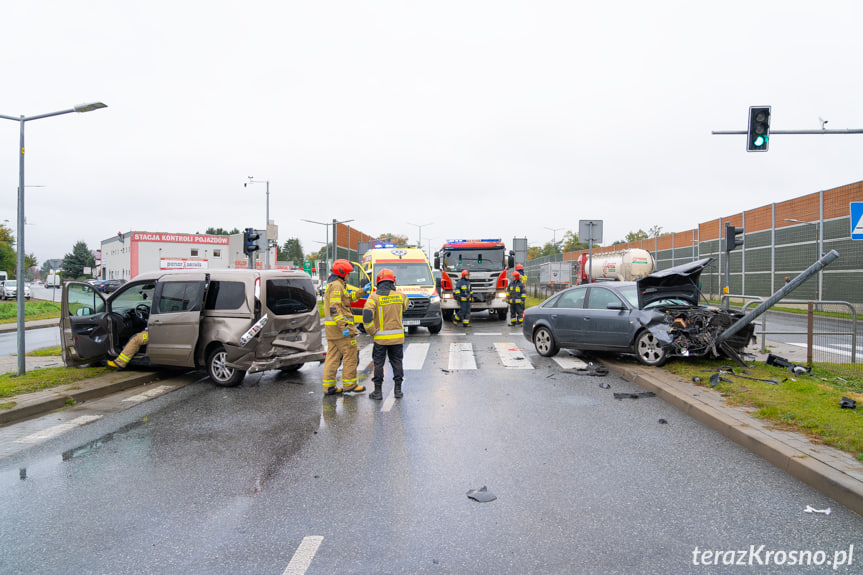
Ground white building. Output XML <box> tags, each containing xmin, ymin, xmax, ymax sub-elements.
<box><xmin>100</xmin><ymin>231</ymin><xmax>275</xmax><ymax>280</ymax></box>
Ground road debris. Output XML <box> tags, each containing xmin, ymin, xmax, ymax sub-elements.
<box><xmin>613</xmin><ymin>392</ymin><xmax>656</xmax><ymax>400</ymax></box>
<box><xmin>658</xmin><ymin>418</ymin><xmax>668</xmax><ymax>424</ymax></box>
<box><xmin>804</xmin><ymin>505</ymin><xmax>832</xmax><ymax>515</ymax></box>
<box><xmin>766</xmin><ymin>353</ymin><xmax>810</xmax><ymax>376</ymax></box>
<box><xmin>840</xmin><ymin>397</ymin><xmax>857</xmax><ymax>409</ymax></box>
<box><xmin>466</xmin><ymin>486</ymin><xmax>497</xmax><ymax>503</ymax></box>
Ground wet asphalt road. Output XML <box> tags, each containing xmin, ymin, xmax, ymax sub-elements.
<box><xmin>1</xmin><ymin>316</ymin><xmax>861</xmax><ymax>574</ymax></box>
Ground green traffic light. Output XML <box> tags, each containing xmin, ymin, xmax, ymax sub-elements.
<box><xmin>753</xmin><ymin>134</ymin><xmax>768</xmax><ymax>147</ymax></box>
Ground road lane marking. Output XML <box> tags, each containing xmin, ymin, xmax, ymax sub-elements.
<box><xmin>15</xmin><ymin>415</ymin><xmax>102</xmax><ymax>444</ymax></box>
<box><xmin>122</xmin><ymin>385</ymin><xmax>175</xmax><ymax>403</ymax></box>
<box><xmin>404</xmin><ymin>343</ymin><xmax>429</xmax><ymax>370</ymax></box>
<box><xmin>283</xmin><ymin>535</ymin><xmax>323</xmax><ymax>575</ymax></box>
<box><xmin>381</xmin><ymin>393</ymin><xmax>396</xmax><ymax>412</ymax></box>
<box><xmin>494</xmin><ymin>342</ymin><xmax>533</xmax><ymax>369</ymax></box>
<box><xmin>448</xmin><ymin>342</ymin><xmax>476</xmax><ymax>370</ymax></box>
<box><xmin>358</xmin><ymin>344</ymin><xmax>374</xmax><ymax>371</ymax></box>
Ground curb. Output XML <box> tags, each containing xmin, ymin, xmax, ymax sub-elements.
<box><xmin>0</xmin><ymin>371</ymin><xmax>161</xmax><ymax>427</ymax></box>
<box><xmin>604</xmin><ymin>359</ymin><xmax>863</xmax><ymax>518</ymax></box>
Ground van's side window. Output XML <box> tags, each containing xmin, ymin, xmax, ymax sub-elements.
<box><xmin>266</xmin><ymin>279</ymin><xmax>316</xmax><ymax>315</ymax></box>
<box><xmin>154</xmin><ymin>282</ymin><xmax>204</xmax><ymax>314</ymax></box>
<box><xmin>204</xmin><ymin>281</ymin><xmax>246</xmax><ymax>310</ymax></box>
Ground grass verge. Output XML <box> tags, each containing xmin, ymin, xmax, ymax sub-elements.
<box><xmin>0</xmin><ymin>300</ymin><xmax>61</xmax><ymax>324</ymax></box>
<box><xmin>664</xmin><ymin>358</ymin><xmax>863</xmax><ymax>460</ymax></box>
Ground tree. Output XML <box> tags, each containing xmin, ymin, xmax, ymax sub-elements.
<box><xmin>376</xmin><ymin>233</ymin><xmax>409</xmax><ymax>246</ymax></box>
<box><xmin>648</xmin><ymin>225</ymin><xmax>663</xmax><ymax>238</ymax></box>
<box><xmin>203</xmin><ymin>227</ymin><xmax>239</xmax><ymax>236</ymax></box>
<box><xmin>61</xmin><ymin>241</ymin><xmax>96</xmax><ymax>280</ymax></box>
<box><xmin>561</xmin><ymin>230</ymin><xmax>590</xmax><ymax>252</ymax></box>
<box><xmin>0</xmin><ymin>221</ymin><xmax>15</xmax><ymax>278</ymax></box>
<box><xmin>280</xmin><ymin>238</ymin><xmax>304</xmax><ymax>264</ymax></box>
<box><xmin>526</xmin><ymin>246</ymin><xmax>542</xmax><ymax>260</ymax></box>
<box><xmin>624</xmin><ymin>229</ymin><xmax>649</xmax><ymax>243</ymax></box>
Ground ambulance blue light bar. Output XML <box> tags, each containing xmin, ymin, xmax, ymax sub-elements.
<box><xmin>445</xmin><ymin>238</ymin><xmax>501</xmax><ymax>243</ymax></box>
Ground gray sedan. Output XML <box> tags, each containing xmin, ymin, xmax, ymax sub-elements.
<box><xmin>522</xmin><ymin>258</ymin><xmax>754</xmax><ymax>366</ymax></box>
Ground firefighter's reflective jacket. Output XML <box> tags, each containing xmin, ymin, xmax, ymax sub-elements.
<box><xmin>454</xmin><ymin>277</ymin><xmax>472</xmax><ymax>302</ymax></box>
<box><xmin>324</xmin><ymin>275</ymin><xmax>360</xmax><ymax>340</ymax></box>
<box><xmin>362</xmin><ymin>281</ymin><xmax>410</xmax><ymax>345</ymax></box>
<box><xmin>507</xmin><ymin>278</ymin><xmax>525</xmax><ymax>304</ymax></box>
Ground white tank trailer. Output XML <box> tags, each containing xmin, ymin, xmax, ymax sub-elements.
<box><xmin>576</xmin><ymin>248</ymin><xmax>655</xmax><ymax>283</ymax></box>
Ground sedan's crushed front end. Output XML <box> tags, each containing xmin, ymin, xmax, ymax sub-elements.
<box><xmin>646</xmin><ymin>305</ymin><xmax>756</xmax><ymax>363</ymax></box>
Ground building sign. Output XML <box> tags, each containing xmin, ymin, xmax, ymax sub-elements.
<box><xmin>161</xmin><ymin>258</ymin><xmax>209</xmax><ymax>270</ymax></box>
<box><xmin>134</xmin><ymin>233</ymin><xmax>229</xmax><ymax>245</ymax></box>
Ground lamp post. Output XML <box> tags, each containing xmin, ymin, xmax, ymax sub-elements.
<box><xmin>544</xmin><ymin>226</ymin><xmax>564</xmax><ymax>253</ymax></box>
<box><xmin>245</xmin><ymin>177</ymin><xmax>270</xmax><ymax>268</ymax></box>
<box><xmin>1</xmin><ymin>102</ymin><xmax>107</xmax><ymax>376</ymax></box>
<box><xmin>407</xmin><ymin>221</ymin><xmax>433</xmax><ymax>249</ymax></box>
<box><xmin>302</xmin><ymin>218</ymin><xmax>354</xmax><ymax>276</ymax></box>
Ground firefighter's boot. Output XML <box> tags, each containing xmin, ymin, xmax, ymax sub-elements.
<box><xmin>342</xmin><ymin>383</ymin><xmax>366</xmax><ymax>394</ymax></box>
<box><xmin>369</xmin><ymin>382</ymin><xmax>383</xmax><ymax>400</ymax></box>
<box><xmin>394</xmin><ymin>380</ymin><xmax>403</xmax><ymax>399</ymax></box>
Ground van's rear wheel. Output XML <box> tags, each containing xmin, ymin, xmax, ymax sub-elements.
<box><xmin>207</xmin><ymin>345</ymin><xmax>245</xmax><ymax>387</ymax></box>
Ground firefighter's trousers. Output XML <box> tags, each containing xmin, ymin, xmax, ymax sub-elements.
<box><xmin>322</xmin><ymin>336</ymin><xmax>359</xmax><ymax>390</ymax></box>
<box><xmin>458</xmin><ymin>300</ymin><xmax>471</xmax><ymax>326</ymax></box>
<box><xmin>509</xmin><ymin>302</ymin><xmax>524</xmax><ymax>325</ymax></box>
<box><xmin>113</xmin><ymin>331</ymin><xmax>148</xmax><ymax>368</ymax></box>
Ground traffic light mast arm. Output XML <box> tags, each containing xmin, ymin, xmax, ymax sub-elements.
<box><xmin>712</xmin><ymin>128</ymin><xmax>863</xmax><ymax>134</ymax></box>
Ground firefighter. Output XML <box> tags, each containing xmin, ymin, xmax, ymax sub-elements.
<box><xmin>322</xmin><ymin>259</ymin><xmax>369</xmax><ymax>395</ymax></box>
<box><xmin>362</xmin><ymin>268</ymin><xmax>410</xmax><ymax>400</ymax></box>
<box><xmin>516</xmin><ymin>263</ymin><xmax>526</xmax><ymax>283</ymax></box>
<box><xmin>507</xmin><ymin>271</ymin><xmax>526</xmax><ymax>326</ymax></box>
<box><xmin>107</xmin><ymin>330</ymin><xmax>148</xmax><ymax>369</ymax></box>
<box><xmin>453</xmin><ymin>269</ymin><xmax>472</xmax><ymax>328</ymax></box>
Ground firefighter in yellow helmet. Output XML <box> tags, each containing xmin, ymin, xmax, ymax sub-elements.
<box><xmin>322</xmin><ymin>259</ymin><xmax>369</xmax><ymax>395</ymax></box>
<box><xmin>362</xmin><ymin>268</ymin><xmax>410</xmax><ymax>400</ymax></box>
<box><xmin>453</xmin><ymin>269</ymin><xmax>472</xmax><ymax>327</ymax></box>
<box><xmin>507</xmin><ymin>270</ymin><xmax>526</xmax><ymax>326</ymax></box>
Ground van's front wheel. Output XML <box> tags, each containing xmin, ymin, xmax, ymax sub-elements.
<box><xmin>207</xmin><ymin>345</ymin><xmax>246</xmax><ymax>387</ymax></box>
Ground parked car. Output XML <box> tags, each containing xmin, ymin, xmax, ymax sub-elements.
<box><xmin>60</xmin><ymin>269</ymin><xmax>325</xmax><ymax>386</ymax></box>
<box><xmin>1</xmin><ymin>280</ymin><xmax>31</xmax><ymax>300</ymax></box>
<box><xmin>522</xmin><ymin>258</ymin><xmax>755</xmax><ymax>366</ymax></box>
<box><xmin>99</xmin><ymin>279</ymin><xmax>127</xmax><ymax>293</ymax></box>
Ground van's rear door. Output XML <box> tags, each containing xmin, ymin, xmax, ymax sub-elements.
<box><xmin>146</xmin><ymin>275</ymin><xmax>206</xmax><ymax>367</ymax></box>
<box><xmin>60</xmin><ymin>282</ymin><xmax>110</xmax><ymax>367</ymax></box>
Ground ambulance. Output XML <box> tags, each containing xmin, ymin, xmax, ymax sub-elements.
<box><xmin>347</xmin><ymin>244</ymin><xmax>443</xmax><ymax>334</ymax></box>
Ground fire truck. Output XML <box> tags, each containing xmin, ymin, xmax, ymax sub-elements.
<box><xmin>434</xmin><ymin>239</ymin><xmax>514</xmax><ymax>321</ymax></box>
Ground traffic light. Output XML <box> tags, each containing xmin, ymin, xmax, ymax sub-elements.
<box><xmin>725</xmin><ymin>222</ymin><xmax>744</xmax><ymax>252</ymax></box>
<box><xmin>747</xmin><ymin>106</ymin><xmax>771</xmax><ymax>152</ymax></box>
<box><xmin>243</xmin><ymin>228</ymin><xmax>261</xmax><ymax>255</ymax></box>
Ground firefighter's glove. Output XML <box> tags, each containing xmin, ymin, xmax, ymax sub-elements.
<box><xmin>364</xmin><ymin>284</ymin><xmax>372</xmax><ymax>294</ymax></box>
<box><xmin>342</xmin><ymin>328</ymin><xmax>350</xmax><ymax>337</ymax></box>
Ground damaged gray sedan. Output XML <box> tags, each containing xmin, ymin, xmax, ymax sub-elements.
<box><xmin>522</xmin><ymin>258</ymin><xmax>755</xmax><ymax>366</ymax></box>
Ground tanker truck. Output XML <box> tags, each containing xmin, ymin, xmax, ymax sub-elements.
<box><xmin>575</xmin><ymin>248</ymin><xmax>655</xmax><ymax>284</ymax></box>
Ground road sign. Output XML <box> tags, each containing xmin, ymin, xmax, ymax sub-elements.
<box><xmin>303</xmin><ymin>261</ymin><xmax>312</xmax><ymax>274</ymax></box>
<box><xmin>852</xmin><ymin>202</ymin><xmax>863</xmax><ymax>240</ymax></box>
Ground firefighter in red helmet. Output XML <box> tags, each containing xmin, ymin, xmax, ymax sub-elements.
<box><xmin>362</xmin><ymin>268</ymin><xmax>410</xmax><ymax>399</ymax></box>
<box><xmin>322</xmin><ymin>259</ymin><xmax>369</xmax><ymax>395</ymax></box>
<box><xmin>507</xmin><ymin>270</ymin><xmax>526</xmax><ymax>326</ymax></box>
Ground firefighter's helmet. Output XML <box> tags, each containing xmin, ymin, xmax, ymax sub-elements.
<box><xmin>376</xmin><ymin>268</ymin><xmax>396</xmax><ymax>284</ymax></box>
<box><xmin>331</xmin><ymin>259</ymin><xmax>353</xmax><ymax>278</ymax></box>
<box><xmin>516</xmin><ymin>264</ymin><xmax>525</xmax><ymax>273</ymax></box>
<box><xmin>512</xmin><ymin>271</ymin><xmax>521</xmax><ymax>281</ymax></box>
<box><xmin>461</xmin><ymin>270</ymin><xmax>470</xmax><ymax>278</ymax></box>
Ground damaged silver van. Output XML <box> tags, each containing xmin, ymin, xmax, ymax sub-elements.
<box><xmin>60</xmin><ymin>269</ymin><xmax>325</xmax><ymax>386</ymax></box>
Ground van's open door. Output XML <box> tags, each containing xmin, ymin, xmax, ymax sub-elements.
<box><xmin>347</xmin><ymin>262</ymin><xmax>371</xmax><ymax>325</ymax></box>
<box><xmin>60</xmin><ymin>282</ymin><xmax>110</xmax><ymax>367</ymax></box>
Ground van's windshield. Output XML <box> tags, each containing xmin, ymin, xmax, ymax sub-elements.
<box><xmin>373</xmin><ymin>263</ymin><xmax>433</xmax><ymax>286</ymax></box>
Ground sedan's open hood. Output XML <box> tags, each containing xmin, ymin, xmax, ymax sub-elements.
<box><xmin>637</xmin><ymin>257</ymin><xmax>713</xmax><ymax>308</ymax></box>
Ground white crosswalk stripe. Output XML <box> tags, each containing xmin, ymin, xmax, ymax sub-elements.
<box><xmin>403</xmin><ymin>343</ymin><xmax>429</xmax><ymax>370</ymax></box>
<box><xmin>494</xmin><ymin>342</ymin><xmax>533</xmax><ymax>369</ymax></box>
<box><xmin>448</xmin><ymin>342</ymin><xmax>477</xmax><ymax>370</ymax></box>
<box><xmin>552</xmin><ymin>356</ymin><xmax>589</xmax><ymax>369</ymax></box>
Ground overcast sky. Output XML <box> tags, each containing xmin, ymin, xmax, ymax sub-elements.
<box><xmin>2</xmin><ymin>1</ymin><xmax>862</xmax><ymax>266</ymax></box>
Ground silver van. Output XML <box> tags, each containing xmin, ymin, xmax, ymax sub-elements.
<box><xmin>60</xmin><ymin>269</ymin><xmax>325</xmax><ymax>386</ymax></box>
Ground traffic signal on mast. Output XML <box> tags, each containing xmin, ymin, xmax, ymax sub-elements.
<box><xmin>725</xmin><ymin>222</ymin><xmax>744</xmax><ymax>252</ymax></box>
<box><xmin>747</xmin><ymin>106</ymin><xmax>771</xmax><ymax>152</ymax></box>
<box><xmin>243</xmin><ymin>228</ymin><xmax>261</xmax><ymax>255</ymax></box>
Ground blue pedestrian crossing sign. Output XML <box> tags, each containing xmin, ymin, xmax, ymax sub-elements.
<box><xmin>852</xmin><ymin>202</ymin><xmax>863</xmax><ymax>240</ymax></box>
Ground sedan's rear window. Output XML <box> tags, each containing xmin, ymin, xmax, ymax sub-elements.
<box><xmin>266</xmin><ymin>278</ymin><xmax>316</xmax><ymax>315</ymax></box>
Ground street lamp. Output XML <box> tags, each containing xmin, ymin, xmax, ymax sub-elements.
<box><xmin>407</xmin><ymin>221</ymin><xmax>433</xmax><ymax>249</ymax></box>
<box><xmin>245</xmin><ymin>177</ymin><xmax>270</xmax><ymax>268</ymax></box>
<box><xmin>302</xmin><ymin>218</ymin><xmax>354</xmax><ymax>276</ymax></box>
<box><xmin>1</xmin><ymin>102</ymin><xmax>107</xmax><ymax>376</ymax></box>
<box><xmin>545</xmin><ymin>226</ymin><xmax>564</xmax><ymax>252</ymax></box>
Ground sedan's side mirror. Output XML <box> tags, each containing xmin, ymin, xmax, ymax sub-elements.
<box><xmin>606</xmin><ymin>302</ymin><xmax>626</xmax><ymax>311</ymax></box>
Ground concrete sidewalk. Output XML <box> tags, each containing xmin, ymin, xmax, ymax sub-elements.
<box><xmin>603</xmin><ymin>340</ymin><xmax>863</xmax><ymax>517</ymax></box>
